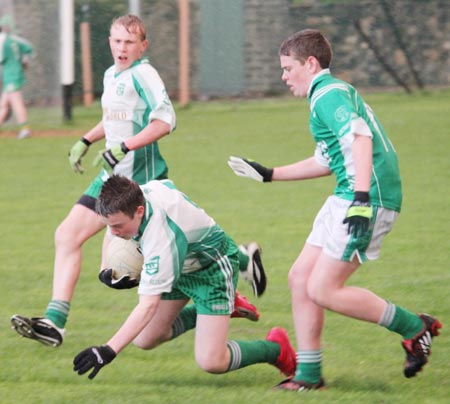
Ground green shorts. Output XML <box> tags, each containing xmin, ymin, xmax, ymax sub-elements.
<box><xmin>76</xmin><ymin>171</ymin><xmax>109</xmax><ymax>211</ymax></box>
<box><xmin>83</xmin><ymin>171</ymin><xmax>109</xmax><ymax>199</ymax></box>
<box><xmin>162</xmin><ymin>238</ymin><xmax>239</xmax><ymax>316</ymax></box>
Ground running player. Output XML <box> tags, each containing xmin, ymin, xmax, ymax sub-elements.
<box><xmin>0</xmin><ymin>16</ymin><xmax>33</xmax><ymax>139</ymax></box>
<box><xmin>228</xmin><ymin>29</ymin><xmax>441</xmax><ymax>391</ymax></box>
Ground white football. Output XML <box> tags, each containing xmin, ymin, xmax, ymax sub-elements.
<box><xmin>106</xmin><ymin>237</ymin><xmax>143</xmax><ymax>281</ymax></box>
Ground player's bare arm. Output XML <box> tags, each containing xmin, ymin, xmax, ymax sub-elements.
<box><xmin>228</xmin><ymin>155</ymin><xmax>331</xmax><ymax>183</ymax></box>
<box><xmin>351</xmin><ymin>134</ymin><xmax>373</xmax><ymax>192</ymax></box>
<box><xmin>83</xmin><ymin>121</ymin><xmax>106</xmax><ymax>143</ymax></box>
<box><xmin>123</xmin><ymin>119</ymin><xmax>171</xmax><ymax>151</ymax></box>
<box><xmin>272</xmin><ymin>157</ymin><xmax>331</xmax><ymax>181</ymax></box>
<box><xmin>107</xmin><ymin>294</ymin><xmax>161</xmax><ymax>354</ymax></box>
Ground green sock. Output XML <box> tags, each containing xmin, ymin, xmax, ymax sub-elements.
<box><xmin>381</xmin><ymin>303</ymin><xmax>423</xmax><ymax>339</ymax></box>
<box><xmin>226</xmin><ymin>340</ymin><xmax>279</xmax><ymax>371</ymax></box>
<box><xmin>238</xmin><ymin>248</ymin><xmax>249</xmax><ymax>272</ymax></box>
<box><xmin>171</xmin><ymin>304</ymin><xmax>197</xmax><ymax>339</ymax></box>
<box><xmin>293</xmin><ymin>350</ymin><xmax>322</xmax><ymax>384</ymax></box>
<box><xmin>45</xmin><ymin>300</ymin><xmax>70</xmax><ymax>329</ymax></box>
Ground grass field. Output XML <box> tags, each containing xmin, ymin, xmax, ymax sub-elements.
<box><xmin>1</xmin><ymin>89</ymin><xmax>449</xmax><ymax>403</ymax></box>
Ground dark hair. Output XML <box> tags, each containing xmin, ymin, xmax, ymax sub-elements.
<box><xmin>279</xmin><ymin>29</ymin><xmax>332</xmax><ymax>69</ymax></box>
<box><xmin>96</xmin><ymin>175</ymin><xmax>145</xmax><ymax>218</ymax></box>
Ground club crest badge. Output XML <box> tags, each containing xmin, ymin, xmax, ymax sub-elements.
<box><xmin>145</xmin><ymin>256</ymin><xmax>160</xmax><ymax>275</ymax></box>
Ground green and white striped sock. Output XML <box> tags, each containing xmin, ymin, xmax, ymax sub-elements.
<box><xmin>45</xmin><ymin>300</ymin><xmax>70</xmax><ymax>329</ymax></box>
<box><xmin>293</xmin><ymin>349</ymin><xmax>323</xmax><ymax>384</ymax></box>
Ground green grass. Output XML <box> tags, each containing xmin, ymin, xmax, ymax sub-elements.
<box><xmin>1</xmin><ymin>89</ymin><xmax>449</xmax><ymax>403</ymax></box>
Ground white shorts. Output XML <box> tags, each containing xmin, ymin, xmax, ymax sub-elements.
<box><xmin>306</xmin><ymin>195</ymin><xmax>399</xmax><ymax>263</ymax></box>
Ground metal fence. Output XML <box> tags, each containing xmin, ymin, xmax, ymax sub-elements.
<box><xmin>2</xmin><ymin>0</ymin><xmax>449</xmax><ymax>108</ymax></box>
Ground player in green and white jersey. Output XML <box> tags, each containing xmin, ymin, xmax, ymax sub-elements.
<box><xmin>228</xmin><ymin>29</ymin><xmax>441</xmax><ymax>391</ymax></box>
<box><xmin>11</xmin><ymin>15</ymin><xmax>264</xmax><ymax>348</ymax></box>
<box><xmin>72</xmin><ymin>175</ymin><xmax>295</xmax><ymax>381</ymax></box>
<box><xmin>0</xmin><ymin>17</ymin><xmax>34</xmax><ymax>139</ymax></box>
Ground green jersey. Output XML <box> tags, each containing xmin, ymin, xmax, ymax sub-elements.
<box><xmin>102</xmin><ymin>58</ymin><xmax>176</xmax><ymax>183</ymax></box>
<box><xmin>0</xmin><ymin>32</ymin><xmax>33</xmax><ymax>91</ymax></box>
<box><xmin>308</xmin><ymin>70</ymin><xmax>402</xmax><ymax>212</ymax></box>
<box><xmin>134</xmin><ymin>180</ymin><xmax>237</xmax><ymax>296</ymax></box>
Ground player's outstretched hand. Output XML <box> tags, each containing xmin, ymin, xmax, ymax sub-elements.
<box><xmin>93</xmin><ymin>142</ymin><xmax>129</xmax><ymax>174</ymax></box>
<box><xmin>73</xmin><ymin>345</ymin><xmax>116</xmax><ymax>379</ymax></box>
<box><xmin>343</xmin><ymin>191</ymin><xmax>373</xmax><ymax>238</ymax></box>
<box><xmin>227</xmin><ymin>156</ymin><xmax>273</xmax><ymax>182</ymax></box>
<box><xmin>68</xmin><ymin>137</ymin><xmax>91</xmax><ymax>174</ymax></box>
<box><xmin>98</xmin><ymin>268</ymin><xmax>139</xmax><ymax>290</ymax></box>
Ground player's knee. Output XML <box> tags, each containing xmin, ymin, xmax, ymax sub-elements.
<box><xmin>195</xmin><ymin>351</ymin><xmax>228</xmax><ymax>374</ymax></box>
<box><xmin>307</xmin><ymin>281</ymin><xmax>331</xmax><ymax>308</ymax></box>
<box><xmin>132</xmin><ymin>336</ymin><xmax>159</xmax><ymax>350</ymax></box>
<box><xmin>54</xmin><ymin>219</ymin><xmax>77</xmax><ymax>246</ymax></box>
<box><xmin>288</xmin><ymin>270</ymin><xmax>301</xmax><ymax>289</ymax></box>
<box><xmin>132</xmin><ymin>339</ymin><xmax>156</xmax><ymax>350</ymax></box>
<box><xmin>54</xmin><ymin>218</ymin><xmax>90</xmax><ymax>249</ymax></box>
<box><xmin>133</xmin><ymin>329</ymin><xmax>171</xmax><ymax>350</ymax></box>
<box><xmin>288</xmin><ymin>269</ymin><xmax>309</xmax><ymax>297</ymax></box>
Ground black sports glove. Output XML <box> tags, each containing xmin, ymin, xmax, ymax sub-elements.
<box><xmin>227</xmin><ymin>156</ymin><xmax>273</xmax><ymax>182</ymax></box>
<box><xmin>98</xmin><ymin>268</ymin><xmax>139</xmax><ymax>290</ymax></box>
<box><xmin>73</xmin><ymin>345</ymin><xmax>116</xmax><ymax>380</ymax></box>
<box><xmin>343</xmin><ymin>191</ymin><xmax>373</xmax><ymax>238</ymax></box>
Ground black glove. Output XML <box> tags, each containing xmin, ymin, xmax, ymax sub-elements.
<box><xmin>343</xmin><ymin>191</ymin><xmax>373</xmax><ymax>238</ymax></box>
<box><xmin>73</xmin><ymin>345</ymin><xmax>116</xmax><ymax>379</ymax></box>
<box><xmin>98</xmin><ymin>268</ymin><xmax>139</xmax><ymax>290</ymax></box>
<box><xmin>227</xmin><ymin>156</ymin><xmax>273</xmax><ymax>182</ymax></box>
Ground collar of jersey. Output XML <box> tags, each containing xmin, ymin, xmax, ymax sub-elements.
<box><xmin>114</xmin><ymin>57</ymin><xmax>150</xmax><ymax>78</ymax></box>
<box><xmin>307</xmin><ymin>68</ymin><xmax>331</xmax><ymax>98</ymax></box>
<box><xmin>134</xmin><ymin>199</ymin><xmax>153</xmax><ymax>241</ymax></box>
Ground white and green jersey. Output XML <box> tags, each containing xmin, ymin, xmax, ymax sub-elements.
<box><xmin>308</xmin><ymin>70</ymin><xmax>402</xmax><ymax>212</ymax></box>
<box><xmin>0</xmin><ymin>32</ymin><xmax>33</xmax><ymax>91</ymax></box>
<box><xmin>134</xmin><ymin>180</ymin><xmax>235</xmax><ymax>296</ymax></box>
<box><xmin>102</xmin><ymin>58</ymin><xmax>176</xmax><ymax>183</ymax></box>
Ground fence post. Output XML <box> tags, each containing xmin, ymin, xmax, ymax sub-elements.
<box><xmin>178</xmin><ymin>0</ymin><xmax>190</xmax><ymax>106</ymax></box>
<box><xmin>60</xmin><ymin>0</ymin><xmax>74</xmax><ymax>120</ymax></box>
